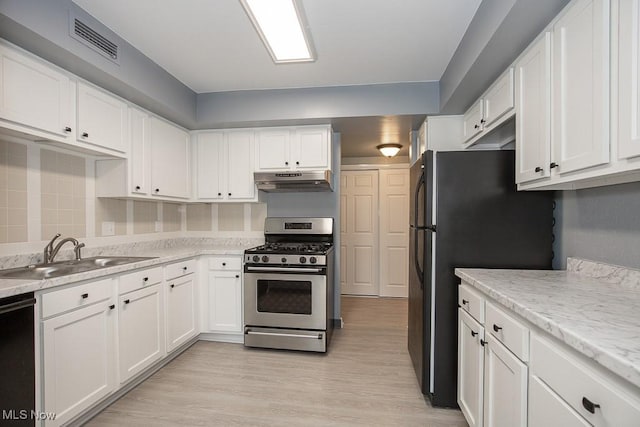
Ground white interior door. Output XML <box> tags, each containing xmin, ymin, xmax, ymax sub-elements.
<box><xmin>379</xmin><ymin>169</ymin><xmax>409</xmax><ymax>297</ymax></box>
<box><xmin>340</xmin><ymin>170</ymin><xmax>379</xmax><ymax>296</ymax></box>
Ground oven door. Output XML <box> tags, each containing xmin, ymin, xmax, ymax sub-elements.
<box><xmin>244</xmin><ymin>269</ymin><xmax>326</xmax><ymax>331</ymax></box>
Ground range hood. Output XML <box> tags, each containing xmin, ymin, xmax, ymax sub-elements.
<box><xmin>254</xmin><ymin>170</ymin><xmax>334</xmax><ymax>192</ymax></box>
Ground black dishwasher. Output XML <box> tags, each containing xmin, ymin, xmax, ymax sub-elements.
<box><xmin>0</xmin><ymin>292</ymin><xmax>36</xmax><ymax>426</ymax></box>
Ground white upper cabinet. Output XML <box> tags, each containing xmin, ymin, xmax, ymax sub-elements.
<box><xmin>463</xmin><ymin>99</ymin><xmax>484</xmax><ymax>142</ymax></box>
<box><xmin>129</xmin><ymin>107</ymin><xmax>150</xmax><ymax>195</ymax></box>
<box><xmin>0</xmin><ymin>42</ymin><xmax>72</xmax><ymax>139</ymax></box>
<box><xmin>515</xmin><ymin>33</ymin><xmax>552</xmax><ymax>184</ymax></box>
<box><xmin>255</xmin><ymin>125</ymin><xmax>331</xmax><ymax>171</ymax></box>
<box><xmin>149</xmin><ymin>117</ymin><xmax>190</xmax><ymax>199</ymax></box>
<box><xmin>483</xmin><ymin>68</ymin><xmax>515</xmax><ymax>128</ymax></box>
<box><xmin>195</xmin><ymin>130</ymin><xmax>257</xmax><ymax>202</ymax></box>
<box><xmin>616</xmin><ymin>0</ymin><xmax>640</xmax><ymax>160</ymax></box>
<box><xmin>552</xmin><ymin>0</ymin><xmax>610</xmax><ymax>174</ymax></box>
<box><xmin>77</xmin><ymin>82</ymin><xmax>127</xmax><ymax>153</ymax></box>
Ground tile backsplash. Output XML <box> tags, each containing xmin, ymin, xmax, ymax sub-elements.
<box><xmin>0</xmin><ymin>137</ymin><xmax>267</xmax><ymax>249</ymax></box>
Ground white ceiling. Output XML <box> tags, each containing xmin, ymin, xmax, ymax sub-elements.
<box><xmin>71</xmin><ymin>0</ymin><xmax>481</xmax><ymax>158</ymax></box>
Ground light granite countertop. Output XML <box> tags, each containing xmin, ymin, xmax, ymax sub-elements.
<box><xmin>455</xmin><ymin>260</ymin><xmax>640</xmax><ymax>390</ymax></box>
<box><xmin>0</xmin><ymin>240</ymin><xmax>258</xmax><ymax>299</ymax></box>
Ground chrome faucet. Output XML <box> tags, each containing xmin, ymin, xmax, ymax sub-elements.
<box><xmin>43</xmin><ymin>234</ymin><xmax>85</xmax><ymax>264</ymax></box>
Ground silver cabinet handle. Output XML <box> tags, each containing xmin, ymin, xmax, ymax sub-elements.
<box><xmin>246</xmin><ymin>266</ymin><xmax>321</xmax><ymax>273</ymax></box>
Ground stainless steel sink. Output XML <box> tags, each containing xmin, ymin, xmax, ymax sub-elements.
<box><xmin>0</xmin><ymin>256</ymin><xmax>156</xmax><ymax>280</ymax></box>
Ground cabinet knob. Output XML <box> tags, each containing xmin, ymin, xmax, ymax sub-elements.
<box><xmin>109</xmin><ymin>304</ymin><xmax>115</xmax><ymax>310</ymax></box>
<box><xmin>155</xmin><ymin>188</ymin><xmax>160</xmax><ymax>193</ymax></box>
<box><xmin>493</xmin><ymin>324</ymin><xmax>503</xmax><ymax>332</ymax></box>
<box><xmin>535</xmin><ymin>166</ymin><xmax>543</xmax><ymax>173</ymax></box>
<box><xmin>170</xmin><ymin>284</ymin><xmax>175</xmax><ymax>289</ymax></box>
<box><xmin>462</xmin><ymin>299</ymin><xmax>469</xmax><ymax>305</ymax></box>
<box><xmin>474</xmin><ymin>124</ymin><xmax>480</xmax><ymax>129</ymax></box>
<box><xmin>550</xmin><ymin>162</ymin><xmax>558</xmax><ymax>169</ymax></box>
<box><xmin>81</xmin><ymin>293</ymin><xmax>89</xmax><ymax>299</ymax></box>
<box><xmin>296</xmin><ymin>161</ymin><xmax>300</xmax><ymax>165</ymax></box>
<box><xmin>471</xmin><ymin>330</ymin><xmax>478</xmax><ymax>337</ymax></box>
<box><xmin>124</xmin><ymin>299</ymin><xmax>130</xmax><ymax>304</ymax></box>
<box><xmin>480</xmin><ymin>339</ymin><xmax>487</xmax><ymax>347</ymax></box>
<box><xmin>222</xmin><ymin>262</ymin><xmax>226</xmax><ymax>266</ymax></box>
<box><xmin>480</xmin><ymin>119</ymin><xmax>486</xmax><ymax>124</ymax></box>
<box><xmin>64</xmin><ymin>126</ymin><xmax>72</xmax><ymax>132</ymax></box>
<box><xmin>582</xmin><ymin>397</ymin><xmax>600</xmax><ymax>414</ymax></box>
<box><xmin>143</xmin><ymin>277</ymin><xmax>148</xmax><ymax>282</ymax></box>
<box><xmin>82</xmin><ymin>132</ymin><xmax>89</xmax><ymax>138</ymax></box>
<box><xmin>217</xmin><ymin>192</ymin><xmax>222</xmax><ymax>196</ymax></box>
<box><xmin>182</xmin><ymin>266</ymin><xmax>188</xmax><ymax>271</ymax></box>
<box><xmin>235</xmin><ymin>274</ymin><xmax>240</xmax><ymax>278</ymax></box>
<box><xmin>228</xmin><ymin>193</ymin><xmax>231</xmax><ymax>196</ymax></box>
<box><xmin>285</xmin><ymin>161</ymin><xmax>289</xmax><ymax>166</ymax></box>
<box><xmin>135</xmin><ymin>185</ymin><xmax>141</xmax><ymax>191</ymax></box>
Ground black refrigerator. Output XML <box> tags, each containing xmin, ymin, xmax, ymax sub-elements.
<box><xmin>408</xmin><ymin>150</ymin><xmax>553</xmax><ymax>408</ymax></box>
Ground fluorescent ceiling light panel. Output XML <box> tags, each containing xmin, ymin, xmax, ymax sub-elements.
<box><xmin>241</xmin><ymin>0</ymin><xmax>315</xmax><ymax>63</ymax></box>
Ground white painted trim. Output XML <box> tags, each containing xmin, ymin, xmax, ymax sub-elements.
<box><xmin>199</xmin><ymin>332</ymin><xmax>244</xmax><ymax>344</ymax></box>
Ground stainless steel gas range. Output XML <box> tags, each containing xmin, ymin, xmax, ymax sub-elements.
<box><xmin>243</xmin><ymin>217</ymin><xmax>334</xmax><ymax>353</ymax></box>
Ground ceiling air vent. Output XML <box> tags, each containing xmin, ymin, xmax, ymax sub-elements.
<box><xmin>71</xmin><ymin>17</ymin><xmax>119</xmax><ymax>64</ymax></box>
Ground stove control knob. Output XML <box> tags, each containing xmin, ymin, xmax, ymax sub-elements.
<box><xmin>310</xmin><ymin>257</ymin><xmax>317</xmax><ymax>264</ymax></box>
<box><xmin>299</xmin><ymin>256</ymin><xmax>307</xmax><ymax>264</ymax></box>
<box><xmin>281</xmin><ymin>257</ymin><xmax>287</xmax><ymax>263</ymax></box>
<box><xmin>252</xmin><ymin>255</ymin><xmax>260</xmax><ymax>262</ymax></box>
<box><xmin>262</xmin><ymin>256</ymin><xmax>269</xmax><ymax>263</ymax></box>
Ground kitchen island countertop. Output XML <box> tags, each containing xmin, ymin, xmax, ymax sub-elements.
<box><xmin>455</xmin><ymin>263</ymin><xmax>640</xmax><ymax>389</ymax></box>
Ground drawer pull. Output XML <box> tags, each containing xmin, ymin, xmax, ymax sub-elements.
<box><xmin>235</xmin><ymin>274</ymin><xmax>240</xmax><ymax>278</ymax></box>
<box><xmin>124</xmin><ymin>299</ymin><xmax>130</xmax><ymax>305</ymax></box>
<box><xmin>170</xmin><ymin>284</ymin><xmax>175</xmax><ymax>289</ymax></box>
<box><xmin>493</xmin><ymin>324</ymin><xmax>503</xmax><ymax>332</ymax></box>
<box><xmin>81</xmin><ymin>293</ymin><xmax>89</xmax><ymax>299</ymax></box>
<box><xmin>480</xmin><ymin>339</ymin><xmax>487</xmax><ymax>347</ymax></box>
<box><xmin>471</xmin><ymin>330</ymin><xmax>478</xmax><ymax>337</ymax></box>
<box><xmin>582</xmin><ymin>397</ymin><xmax>600</xmax><ymax>414</ymax></box>
<box><xmin>143</xmin><ymin>277</ymin><xmax>149</xmax><ymax>282</ymax></box>
<box><xmin>462</xmin><ymin>299</ymin><xmax>469</xmax><ymax>305</ymax></box>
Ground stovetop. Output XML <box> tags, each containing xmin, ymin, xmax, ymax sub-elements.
<box><xmin>245</xmin><ymin>242</ymin><xmax>332</xmax><ymax>255</ymax></box>
<box><xmin>244</xmin><ymin>242</ymin><xmax>333</xmax><ymax>266</ymax></box>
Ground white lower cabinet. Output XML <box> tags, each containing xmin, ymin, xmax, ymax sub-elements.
<box><xmin>458</xmin><ymin>309</ymin><xmax>485</xmax><ymax>427</ymax></box>
<box><xmin>118</xmin><ymin>284</ymin><xmax>165</xmax><ymax>384</ymax></box>
<box><xmin>41</xmin><ymin>285</ymin><xmax>117</xmax><ymax>427</ymax></box>
<box><xmin>529</xmin><ymin>375</ymin><xmax>590</xmax><ymax>427</ymax></box>
<box><xmin>201</xmin><ymin>255</ymin><xmax>243</xmax><ymax>340</ymax></box>
<box><xmin>483</xmin><ymin>338</ymin><xmax>528</xmax><ymax>427</ymax></box>
<box><xmin>165</xmin><ymin>261</ymin><xmax>198</xmax><ymax>352</ymax></box>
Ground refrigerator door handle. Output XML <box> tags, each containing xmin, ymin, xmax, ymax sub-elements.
<box><xmin>414</xmin><ymin>228</ymin><xmax>423</xmax><ymax>288</ymax></box>
<box><xmin>414</xmin><ymin>172</ymin><xmax>425</xmax><ymax>228</ymax></box>
<box><xmin>413</xmin><ymin>170</ymin><xmax>426</xmax><ymax>289</ymax></box>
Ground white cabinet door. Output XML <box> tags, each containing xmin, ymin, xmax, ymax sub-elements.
<box><xmin>483</xmin><ymin>68</ymin><xmax>515</xmax><ymax>128</ymax></box>
<box><xmin>256</xmin><ymin>128</ymin><xmax>290</xmax><ymax>170</ymax></box>
<box><xmin>118</xmin><ymin>284</ymin><xmax>165</xmax><ymax>384</ymax></box>
<box><xmin>196</xmin><ymin>131</ymin><xmax>225</xmax><ymax>200</ymax></box>
<box><xmin>129</xmin><ymin>107</ymin><xmax>150</xmax><ymax>195</ymax></box>
<box><xmin>483</xmin><ymin>339</ymin><xmax>527</xmax><ymax>427</ymax></box>
<box><xmin>293</xmin><ymin>126</ymin><xmax>331</xmax><ymax>169</ymax></box>
<box><xmin>149</xmin><ymin>117</ymin><xmax>190</xmax><ymax>199</ymax></box>
<box><xmin>463</xmin><ymin>99</ymin><xmax>484</xmax><ymax>142</ymax></box>
<box><xmin>77</xmin><ymin>82</ymin><xmax>127</xmax><ymax>153</ymax></box>
<box><xmin>208</xmin><ymin>270</ymin><xmax>242</xmax><ymax>332</ymax></box>
<box><xmin>529</xmin><ymin>375</ymin><xmax>590</xmax><ymax>427</ymax></box>
<box><xmin>226</xmin><ymin>130</ymin><xmax>256</xmax><ymax>199</ymax></box>
<box><xmin>0</xmin><ymin>43</ymin><xmax>71</xmax><ymax>138</ymax></box>
<box><xmin>458</xmin><ymin>309</ymin><xmax>485</xmax><ymax>427</ymax></box>
<box><xmin>43</xmin><ymin>301</ymin><xmax>116</xmax><ymax>427</ymax></box>
<box><xmin>166</xmin><ymin>275</ymin><xmax>197</xmax><ymax>352</ymax></box>
<box><xmin>552</xmin><ymin>0</ymin><xmax>610</xmax><ymax>174</ymax></box>
<box><xmin>617</xmin><ymin>0</ymin><xmax>640</xmax><ymax>159</ymax></box>
<box><xmin>516</xmin><ymin>33</ymin><xmax>552</xmax><ymax>184</ymax></box>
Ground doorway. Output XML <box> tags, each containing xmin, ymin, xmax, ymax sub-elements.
<box><xmin>340</xmin><ymin>167</ymin><xmax>409</xmax><ymax>297</ymax></box>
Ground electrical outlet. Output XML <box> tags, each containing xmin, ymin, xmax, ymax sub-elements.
<box><xmin>101</xmin><ymin>221</ymin><xmax>115</xmax><ymax>236</ymax></box>
<box><xmin>154</xmin><ymin>221</ymin><xmax>162</xmax><ymax>232</ymax></box>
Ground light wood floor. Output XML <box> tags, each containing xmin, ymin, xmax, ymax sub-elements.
<box><xmin>88</xmin><ymin>297</ymin><xmax>468</xmax><ymax>426</ymax></box>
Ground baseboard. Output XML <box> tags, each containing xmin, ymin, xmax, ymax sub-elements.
<box><xmin>199</xmin><ymin>332</ymin><xmax>244</xmax><ymax>344</ymax></box>
<box><xmin>69</xmin><ymin>337</ymin><xmax>199</xmax><ymax>426</ymax></box>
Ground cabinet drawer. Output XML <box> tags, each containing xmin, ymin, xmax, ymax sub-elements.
<box><xmin>529</xmin><ymin>375</ymin><xmax>590</xmax><ymax>427</ymax></box>
<box><xmin>530</xmin><ymin>334</ymin><xmax>640</xmax><ymax>427</ymax></box>
<box><xmin>41</xmin><ymin>278</ymin><xmax>113</xmax><ymax>318</ymax></box>
<box><xmin>165</xmin><ymin>259</ymin><xmax>196</xmax><ymax>280</ymax></box>
<box><xmin>208</xmin><ymin>256</ymin><xmax>242</xmax><ymax>271</ymax></box>
<box><xmin>119</xmin><ymin>266</ymin><xmax>163</xmax><ymax>295</ymax></box>
<box><xmin>459</xmin><ymin>284</ymin><xmax>485</xmax><ymax>323</ymax></box>
<box><xmin>486</xmin><ymin>301</ymin><xmax>529</xmax><ymax>361</ymax></box>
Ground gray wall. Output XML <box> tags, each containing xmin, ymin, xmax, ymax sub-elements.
<box><xmin>196</xmin><ymin>82</ymin><xmax>439</xmax><ymax>129</ymax></box>
<box><xmin>0</xmin><ymin>0</ymin><xmax>197</xmax><ymax>128</ymax></box>
<box><xmin>264</xmin><ymin>134</ymin><xmax>342</xmax><ymax>321</ymax></box>
<box><xmin>553</xmin><ymin>182</ymin><xmax>640</xmax><ymax>270</ymax></box>
<box><xmin>440</xmin><ymin>0</ymin><xmax>570</xmax><ymax>113</ymax></box>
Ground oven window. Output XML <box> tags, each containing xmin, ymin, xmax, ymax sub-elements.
<box><xmin>257</xmin><ymin>279</ymin><xmax>312</xmax><ymax>315</ymax></box>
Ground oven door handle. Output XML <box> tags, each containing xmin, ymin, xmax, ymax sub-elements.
<box><xmin>245</xmin><ymin>329</ymin><xmax>323</xmax><ymax>340</ymax></box>
<box><xmin>246</xmin><ymin>266</ymin><xmax>323</xmax><ymax>273</ymax></box>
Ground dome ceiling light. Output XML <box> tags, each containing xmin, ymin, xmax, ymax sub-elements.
<box><xmin>377</xmin><ymin>143</ymin><xmax>403</xmax><ymax>157</ymax></box>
